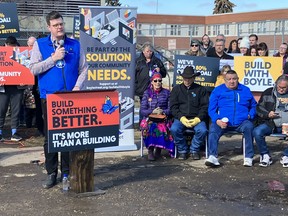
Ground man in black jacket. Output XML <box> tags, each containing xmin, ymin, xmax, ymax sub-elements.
<box><xmin>253</xmin><ymin>75</ymin><xmax>288</xmax><ymax>167</ymax></box>
<box><xmin>170</xmin><ymin>66</ymin><xmax>209</xmax><ymax>160</ymax></box>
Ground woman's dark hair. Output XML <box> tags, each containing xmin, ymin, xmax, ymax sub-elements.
<box><xmin>257</xmin><ymin>42</ymin><xmax>269</xmax><ymax>56</ymax></box>
<box><xmin>228</xmin><ymin>39</ymin><xmax>239</xmax><ymax>53</ymax></box>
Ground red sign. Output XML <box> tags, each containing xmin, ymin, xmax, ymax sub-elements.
<box><xmin>0</xmin><ymin>46</ymin><xmax>34</xmax><ymax>85</ymax></box>
<box><xmin>47</xmin><ymin>90</ymin><xmax>120</xmax><ymax>152</ymax></box>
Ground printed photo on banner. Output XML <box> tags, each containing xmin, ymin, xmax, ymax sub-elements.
<box><xmin>234</xmin><ymin>56</ymin><xmax>282</xmax><ymax>92</ymax></box>
<box><xmin>46</xmin><ymin>90</ymin><xmax>119</xmax><ymax>153</ymax></box>
<box><xmin>0</xmin><ymin>46</ymin><xmax>34</xmax><ymax>85</ymax></box>
<box><xmin>174</xmin><ymin>55</ymin><xmax>220</xmax><ymax>91</ymax></box>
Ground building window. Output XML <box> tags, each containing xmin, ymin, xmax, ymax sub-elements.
<box><xmin>138</xmin><ymin>24</ymin><xmax>142</xmax><ymax>35</ymax></box>
<box><xmin>257</xmin><ymin>21</ymin><xmax>266</xmax><ymax>33</ymax></box>
<box><xmin>149</xmin><ymin>24</ymin><xmax>156</xmax><ymax>35</ymax></box>
<box><xmin>191</xmin><ymin>26</ymin><xmax>199</xmax><ymax>36</ymax></box>
<box><xmin>248</xmin><ymin>23</ymin><xmax>254</xmax><ymax>34</ymax></box>
<box><xmin>275</xmin><ymin>20</ymin><xmax>283</xmax><ymax>33</ymax></box>
<box><xmin>170</xmin><ymin>24</ymin><xmax>181</xmax><ymax>36</ymax></box>
<box><xmin>224</xmin><ymin>24</ymin><xmax>229</xmax><ymax>35</ymax></box>
<box><xmin>207</xmin><ymin>26</ymin><xmax>211</xmax><ymax>35</ymax></box>
<box><xmin>212</xmin><ymin>25</ymin><xmax>220</xmax><ymax>36</ymax></box>
<box><xmin>238</xmin><ymin>23</ymin><xmax>242</xmax><ymax>35</ymax></box>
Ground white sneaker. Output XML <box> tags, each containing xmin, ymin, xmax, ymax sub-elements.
<box><xmin>205</xmin><ymin>155</ymin><xmax>220</xmax><ymax>167</ymax></box>
<box><xmin>259</xmin><ymin>154</ymin><xmax>272</xmax><ymax>167</ymax></box>
<box><xmin>243</xmin><ymin>158</ymin><xmax>253</xmax><ymax>167</ymax></box>
<box><xmin>280</xmin><ymin>156</ymin><xmax>288</xmax><ymax>168</ymax></box>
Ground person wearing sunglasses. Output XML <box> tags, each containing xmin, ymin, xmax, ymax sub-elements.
<box><xmin>253</xmin><ymin>75</ymin><xmax>288</xmax><ymax>168</ymax></box>
<box><xmin>170</xmin><ymin>66</ymin><xmax>209</xmax><ymax>160</ymax></box>
<box><xmin>140</xmin><ymin>72</ymin><xmax>174</xmax><ymax>161</ymax></box>
<box><xmin>185</xmin><ymin>39</ymin><xmax>205</xmax><ymax>56</ymax></box>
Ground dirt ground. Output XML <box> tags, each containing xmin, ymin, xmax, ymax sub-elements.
<box><xmin>1</xmin><ymin>126</ymin><xmax>288</xmax><ymax>216</ymax></box>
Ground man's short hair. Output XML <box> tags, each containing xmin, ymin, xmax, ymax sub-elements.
<box><xmin>226</xmin><ymin>70</ymin><xmax>237</xmax><ymax>75</ymax></box>
<box><xmin>46</xmin><ymin>11</ymin><xmax>63</xmax><ymax>25</ymax></box>
<box><xmin>215</xmin><ymin>39</ymin><xmax>225</xmax><ymax>44</ymax></box>
<box><xmin>249</xmin><ymin>34</ymin><xmax>258</xmax><ymax>41</ymax></box>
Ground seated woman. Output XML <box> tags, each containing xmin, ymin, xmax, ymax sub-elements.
<box><xmin>140</xmin><ymin>72</ymin><xmax>175</xmax><ymax>161</ymax></box>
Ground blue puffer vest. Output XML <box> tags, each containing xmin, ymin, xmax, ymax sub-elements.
<box><xmin>37</xmin><ymin>35</ymin><xmax>80</xmax><ymax>98</ymax></box>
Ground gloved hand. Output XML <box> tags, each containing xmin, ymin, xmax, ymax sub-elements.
<box><xmin>180</xmin><ymin>116</ymin><xmax>191</xmax><ymax>127</ymax></box>
<box><xmin>188</xmin><ymin>117</ymin><xmax>201</xmax><ymax>127</ymax></box>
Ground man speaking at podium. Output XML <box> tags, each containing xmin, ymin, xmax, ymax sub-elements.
<box><xmin>30</xmin><ymin>11</ymin><xmax>88</xmax><ymax>189</ymax></box>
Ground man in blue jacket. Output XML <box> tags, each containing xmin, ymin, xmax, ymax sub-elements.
<box><xmin>206</xmin><ymin>70</ymin><xmax>257</xmax><ymax>167</ymax></box>
<box><xmin>29</xmin><ymin>11</ymin><xmax>88</xmax><ymax>189</ymax></box>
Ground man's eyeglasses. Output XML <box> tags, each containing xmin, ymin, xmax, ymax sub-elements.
<box><xmin>153</xmin><ymin>79</ymin><xmax>162</xmax><ymax>83</ymax></box>
<box><xmin>51</xmin><ymin>22</ymin><xmax>65</xmax><ymax>28</ymax></box>
<box><xmin>277</xmin><ymin>85</ymin><xmax>288</xmax><ymax>90</ymax></box>
<box><xmin>191</xmin><ymin>44</ymin><xmax>199</xmax><ymax>47</ymax></box>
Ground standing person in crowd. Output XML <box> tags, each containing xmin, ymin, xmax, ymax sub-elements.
<box><xmin>185</xmin><ymin>39</ymin><xmax>205</xmax><ymax>56</ymax></box>
<box><xmin>257</xmin><ymin>42</ymin><xmax>269</xmax><ymax>56</ymax></box>
<box><xmin>206</xmin><ymin>34</ymin><xmax>228</xmax><ymax>56</ymax></box>
<box><xmin>140</xmin><ymin>72</ymin><xmax>175</xmax><ymax>161</ymax></box>
<box><xmin>206</xmin><ymin>70</ymin><xmax>257</xmax><ymax>167</ymax></box>
<box><xmin>239</xmin><ymin>36</ymin><xmax>250</xmax><ymax>56</ymax></box>
<box><xmin>200</xmin><ymin>34</ymin><xmax>213</xmax><ymax>55</ymax></box>
<box><xmin>249</xmin><ymin>34</ymin><xmax>258</xmax><ymax>47</ymax></box>
<box><xmin>206</xmin><ymin>39</ymin><xmax>233</xmax><ymax>59</ymax></box>
<box><xmin>273</xmin><ymin>43</ymin><xmax>288</xmax><ymax>68</ymax></box>
<box><xmin>214</xmin><ymin>65</ymin><xmax>231</xmax><ymax>87</ymax></box>
<box><xmin>27</xmin><ymin>36</ymin><xmax>36</xmax><ymax>47</ymax></box>
<box><xmin>253</xmin><ymin>75</ymin><xmax>288</xmax><ymax>167</ymax></box>
<box><xmin>284</xmin><ymin>62</ymin><xmax>288</xmax><ymax>74</ymax></box>
<box><xmin>248</xmin><ymin>45</ymin><xmax>258</xmax><ymax>56</ymax></box>
<box><xmin>237</xmin><ymin>37</ymin><xmax>242</xmax><ymax>51</ymax></box>
<box><xmin>135</xmin><ymin>43</ymin><xmax>167</xmax><ymax>102</ymax></box>
<box><xmin>25</xmin><ymin>35</ymin><xmax>44</xmax><ymax>136</ymax></box>
<box><xmin>170</xmin><ymin>66</ymin><xmax>208</xmax><ymax>160</ymax></box>
<box><xmin>227</xmin><ymin>39</ymin><xmax>240</xmax><ymax>53</ymax></box>
<box><xmin>29</xmin><ymin>11</ymin><xmax>88</xmax><ymax>189</ymax></box>
<box><xmin>0</xmin><ymin>36</ymin><xmax>24</xmax><ymax>142</ymax></box>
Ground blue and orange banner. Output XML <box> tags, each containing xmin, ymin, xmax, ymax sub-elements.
<box><xmin>47</xmin><ymin>90</ymin><xmax>119</xmax><ymax>153</ymax></box>
<box><xmin>0</xmin><ymin>47</ymin><xmax>34</xmax><ymax>85</ymax></box>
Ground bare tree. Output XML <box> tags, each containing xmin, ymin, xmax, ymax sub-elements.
<box><xmin>213</xmin><ymin>0</ymin><xmax>236</xmax><ymax>14</ymax></box>
<box><xmin>105</xmin><ymin>0</ymin><xmax>121</xmax><ymax>6</ymax></box>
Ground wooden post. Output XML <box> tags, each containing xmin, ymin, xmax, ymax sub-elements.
<box><xmin>70</xmin><ymin>149</ymin><xmax>94</xmax><ymax>193</ymax></box>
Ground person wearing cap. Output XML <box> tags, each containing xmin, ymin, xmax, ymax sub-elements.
<box><xmin>253</xmin><ymin>75</ymin><xmax>288</xmax><ymax>168</ymax></box>
<box><xmin>0</xmin><ymin>36</ymin><xmax>24</xmax><ymax>142</ymax></box>
<box><xmin>239</xmin><ymin>36</ymin><xmax>250</xmax><ymax>56</ymax></box>
<box><xmin>140</xmin><ymin>72</ymin><xmax>175</xmax><ymax>161</ymax></box>
<box><xmin>206</xmin><ymin>70</ymin><xmax>256</xmax><ymax>167</ymax></box>
<box><xmin>170</xmin><ymin>66</ymin><xmax>208</xmax><ymax>160</ymax></box>
<box><xmin>185</xmin><ymin>39</ymin><xmax>205</xmax><ymax>56</ymax></box>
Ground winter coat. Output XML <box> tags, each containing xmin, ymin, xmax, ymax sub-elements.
<box><xmin>209</xmin><ymin>83</ymin><xmax>257</xmax><ymax>126</ymax></box>
<box><xmin>135</xmin><ymin>52</ymin><xmax>167</xmax><ymax>98</ymax></box>
<box><xmin>170</xmin><ymin>82</ymin><xmax>209</xmax><ymax>121</ymax></box>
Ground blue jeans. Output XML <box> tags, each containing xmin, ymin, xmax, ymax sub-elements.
<box><xmin>170</xmin><ymin>119</ymin><xmax>207</xmax><ymax>154</ymax></box>
<box><xmin>208</xmin><ymin>120</ymin><xmax>254</xmax><ymax>158</ymax></box>
<box><xmin>253</xmin><ymin>123</ymin><xmax>288</xmax><ymax>157</ymax></box>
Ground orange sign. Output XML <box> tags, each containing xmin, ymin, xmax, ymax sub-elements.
<box><xmin>0</xmin><ymin>46</ymin><xmax>34</xmax><ymax>85</ymax></box>
<box><xmin>47</xmin><ymin>90</ymin><xmax>119</xmax><ymax>152</ymax></box>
